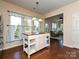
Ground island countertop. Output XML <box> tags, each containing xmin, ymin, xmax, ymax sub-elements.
<box><xmin>22</xmin><ymin>32</ymin><xmax>49</xmax><ymax>36</ymax></box>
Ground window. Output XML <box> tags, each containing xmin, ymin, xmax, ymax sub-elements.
<box><xmin>45</xmin><ymin>23</ymin><xmax>49</xmax><ymax>32</ymax></box>
<box><xmin>60</xmin><ymin>24</ymin><xmax>63</xmax><ymax>31</ymax></box>
<box><xmin>7</xmin><ymin>12</ymin><xmax>41</xmax><ymax>42</ymax></box>
<box><xmin>52</xmin><ymin>23</ymin><xmax>57</xmax><ymax>31</ymax></box>
<box><xmin>52</xmin><ymin>23</ymin><xmax>57</xmax><ymax>29</ymax></box>
<box><xmin>22</xmin><ymin>17</ymin><xmax>32</xmax><ymax>33</ymax></box>
<box><xmin>7</xmin><ymin>15</ymin><xmax>22</xmax><ymax>42</ymax></box>
<box><xmin>10</xmin><ymin>16</ymin><xmax>21</xmax><ymax>25</ymax></box>
<box><xmin>33</xmin><ymin>20</ymin><xmax>40</xmax><ymax>33</ymax></box>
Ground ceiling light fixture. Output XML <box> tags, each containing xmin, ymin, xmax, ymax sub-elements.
<box><xmin>32</xmin><ymin>0</ymin><xmax>42</xmax><ymax>22</ymax></box>
<box><xmin>32</xmin><ymin>17</ymin><xmax>37</xmax><ymax>20</ymax></box>
<box><xmin>39</xmin><ymin>19</ymin><xmax>42</xmax><ymax>22</ymax></box>
<box><xmin>33</xmin><ymin>0</ymin><xmax>39</xmax><ymax>10</ymax></box>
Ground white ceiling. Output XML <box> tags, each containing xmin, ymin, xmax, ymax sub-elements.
<box><xmin>3</xmin><ymin>0</ymin><xmax>78</xmax><ymax>14</ymax></box>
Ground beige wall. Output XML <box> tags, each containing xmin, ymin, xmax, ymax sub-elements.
<box><xmin>2</xmin><ymin>0</ymin><xmax>79</xmax><ymax>49</ymax></box>
<box><xmin>0</xmin><ymin>0</ymin><xmax>2</xmax><ymax>15</ymax></box>
<box><xmin>44</xmin><ymin>1</ymin><xmax>79</xmax><ymax>48</ymax></box>
<box><xmin>2</xmin><ymin>1</ymin><xmax>44</xmax><ymax>49</ymax></box>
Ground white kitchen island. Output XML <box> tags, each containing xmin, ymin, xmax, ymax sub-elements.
<box><xmin>22</xmin><ymin>33</ymin><xmax>50</xmax><ymax>58</ymax></box>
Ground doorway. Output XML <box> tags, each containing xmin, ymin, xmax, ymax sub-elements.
<box><xmin>45</xmin><ymin>14</ymin><xmax>63</xmax><ymax>46</ymax></box>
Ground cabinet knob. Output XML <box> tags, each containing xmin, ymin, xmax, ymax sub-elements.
<box><xmin>46</xmin><ymin>36</ymin><xmax>49</xmax><ymax>38</ymax></box>
<box><xmin>25</xmin><ymin>38</ymin><xmax>28</xmax><ymax>41</ymax></box>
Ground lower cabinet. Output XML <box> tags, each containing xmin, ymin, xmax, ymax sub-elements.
<box><xmin>36</xmin><ymin>35</ymin><xmax>45</xmax><ymax>51</ymax></box>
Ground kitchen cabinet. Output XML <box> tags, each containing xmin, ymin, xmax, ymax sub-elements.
<box><xmin>23</xmin><ymin>33</ymin><xmax>50</xmax><ymax>58</ymax></box>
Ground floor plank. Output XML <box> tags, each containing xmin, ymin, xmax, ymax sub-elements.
<box><xmin>1</xmin><ymin>39</ymin><xmax>79</xmax><ymax>59</ymax></box>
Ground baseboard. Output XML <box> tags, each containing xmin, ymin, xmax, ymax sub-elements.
<box><xmin>63</xmin><ymin>43</ymin><xmax>73</xmax><ymax>48</ymax></box>
<box><xmin>3</xmin><ymin>45</ymin><xmax>22</xmax><ymax>51</ymax></box>
<box><xmin>3</xmin><ymin>44</ymin><xmax>22</xmax><ymax>50</ymax></box>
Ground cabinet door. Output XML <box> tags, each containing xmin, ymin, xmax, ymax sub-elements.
<box><xmin>36</xmin><ymin>34</ymin><xmax>50</xmax><ymax>51</ymax></box>
<box><xmin>36</xmin><ymin>35</ymin><xmax>45</xmax><ymax>51</ymax></box>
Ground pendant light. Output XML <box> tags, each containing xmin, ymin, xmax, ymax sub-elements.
<box><xmin>32</xmin><ymin>0</ymin><xmax>42</xmax><ymax>22</ymax></box>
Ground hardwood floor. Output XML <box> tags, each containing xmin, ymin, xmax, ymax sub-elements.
<box><xmin>2</xmin><ymin>39</ymin><xmax>79</xmax><ymax>59</ymax></box>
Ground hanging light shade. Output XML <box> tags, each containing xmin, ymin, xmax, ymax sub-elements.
<box><xmin>32</xmin><ymin>17</ymin><xmax>36</xmax><ymax>20</ymax></box>
<box><xmin>39</xmin><ymin>19</ymin><xmax>42</xmax><ymax>22</ymax></box>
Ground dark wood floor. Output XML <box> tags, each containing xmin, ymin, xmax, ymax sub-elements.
<box><xmin>2</xmin><ymin>39</ymin><xmax>79</xmax><ymax>59</ymax></box>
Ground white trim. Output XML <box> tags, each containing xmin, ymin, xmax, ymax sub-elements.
<box><xmin>3</xmin><ymin>44</ymin><xmax>22</xmax><ymax>50</ymax></box>
<box><xmin>63</xmin><ymin>43</ymin><xmax>73</xmax><ymax>48</ymax></box>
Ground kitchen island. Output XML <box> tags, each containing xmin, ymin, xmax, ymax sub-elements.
<box><xmin>22</xmin><ymin>33</ymin><xmax>50</xmax><ymax>58</ymax></box>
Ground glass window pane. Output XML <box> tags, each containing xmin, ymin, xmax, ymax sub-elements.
<box><xmin>22</xmin><ymin>17</ymin><xmax>32</xmax><ymax>32</ymax></box>
<box><xmin>52</xmin><ymin>23</ymin><xmax>57</xmax><ymax>31</ymax></box>
<box><xmin>7</xmin><ymin>15</ymin><xmax>22</xmax><ymax>42</ymax></box>
<box><xmin>33</xmin><ymin>20</ymin><xmax>40</xmax><ymax>33</ymax></box>
<box><xmin>10</xmin><ymin>16</ymin><xmax>21</xmax><ymax>25</ymax></box>
<box><xmin>45</xmin><ymin>23</ymin><xmax>49</xmax><ymax>32</ymax></box>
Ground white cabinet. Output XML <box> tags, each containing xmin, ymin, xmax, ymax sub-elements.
<box><xmin>23</xmin><ymin>34</ymin><xmax>37</xmax><ymax>58</ymax></box>
<box><xmin>36</xmin><ymin>35</ymin><xmax>45</xmax><ymax>51</ymax></box>
<box><xmin>23</xmin><ymin>33</ymin><xmax>50</xmax><ymax>58</ymax></box>
<box><xmin>36</xmin><ymin>34</ymin><xmax>50</xmax><ymax>51</ymax></box>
